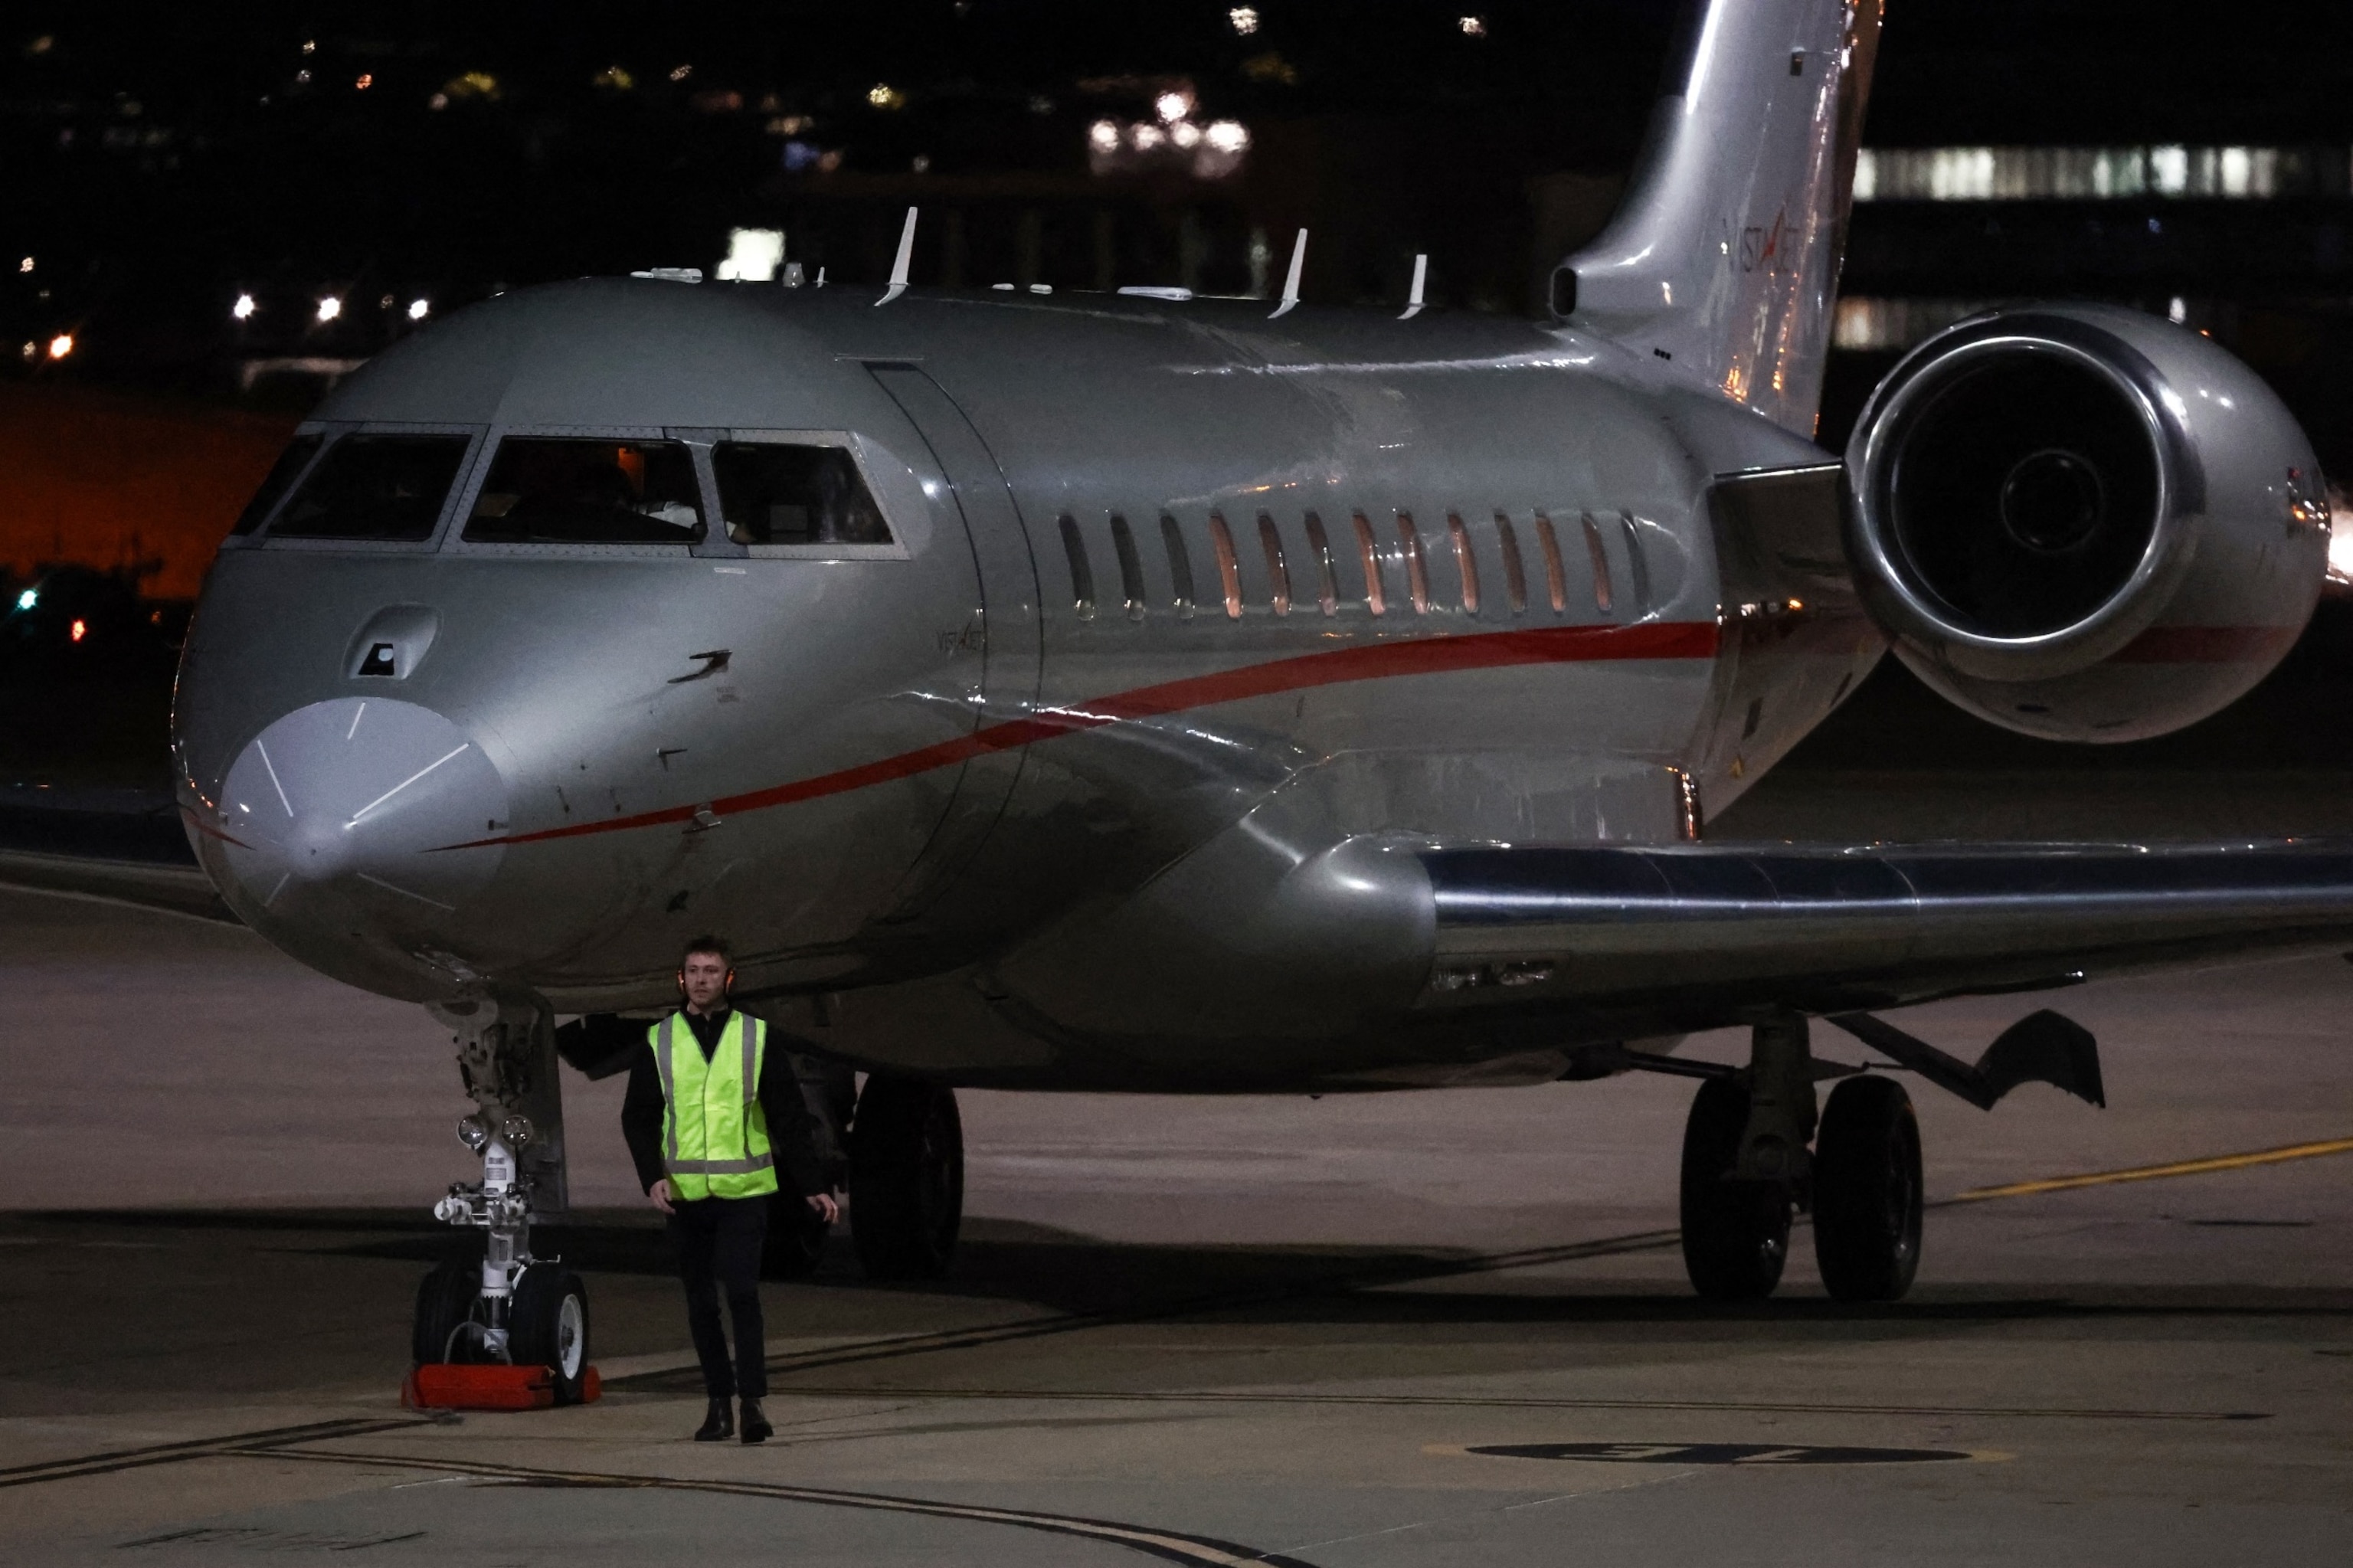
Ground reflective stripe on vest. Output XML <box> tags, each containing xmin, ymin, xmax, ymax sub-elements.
<box><xmin>652</xmin><ymin>1012</ymin><xmax>778</xmax><ymax>1200</ymax></box>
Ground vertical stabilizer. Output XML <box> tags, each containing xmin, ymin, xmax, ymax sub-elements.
<box><xmin>1558</xmin><ymin>0</ymin><xmax>1882</xmax><ymax>436</ymax></box>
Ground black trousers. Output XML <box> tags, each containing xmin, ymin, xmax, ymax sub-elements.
<box><xmin>668</xmin><ymin>1195</ymin><xmax>768</xmax><ymax>1400</ymax></box>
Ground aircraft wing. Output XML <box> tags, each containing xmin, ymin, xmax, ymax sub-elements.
<box><xmin>1416</xmin><ymin>840</ymin><xmax>2353</xmax><ymax>1034</ymax></box>
<box><xmin>0</xmin><ymin>788</ymin><xmax>237</xmax><ymax>924</ymax></box>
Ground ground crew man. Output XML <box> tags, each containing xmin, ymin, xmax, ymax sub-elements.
<box><xmin>621</xmin><ymin>935</ymin><xmax>839</xmax><ymax>1443</ymax></box>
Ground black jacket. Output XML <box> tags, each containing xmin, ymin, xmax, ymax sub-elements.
<box><xmin>620</xmin><ymin>1008</ymin><xmax>830</xmax><ymax>1199</ymax></box>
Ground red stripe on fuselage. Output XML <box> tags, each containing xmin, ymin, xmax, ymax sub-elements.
<box><xmin>450</xmin><ymin>618</ymin><xmax>1721</xmax><ymax>850</ymax></box>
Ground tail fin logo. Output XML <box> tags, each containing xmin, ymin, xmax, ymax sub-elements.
<box><xmin>1739</xmin><ymin>209</ymin><xmax>1792</xmax><ymax>276</ymax></box>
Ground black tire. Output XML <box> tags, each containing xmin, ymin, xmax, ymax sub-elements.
<box><xmin>1678</xmin><ymin>1075</ymin><xmax>1792</xmax><ymax>1301</ymax></box>
<box><xmin>509</xmin><ymin>1266</ymin><xmax>592</xmax><ymax>1403</ymax></box>
<box><xmin>1812</xmin><ymin>1075</ymin><xmax>1924</xmax><ymax>1303</ymax></box>
<box><xmin>763</xmin><ymin>1187</ymin><xmax>832</xmax><ymax>1280</ymax></box>
<box><xmin>849</xmin><ymin>1075</ymin><xmax>964</xmax><ymax>1280</ymax></box>
<box><xmin>411</xmin><ymin>1259</ymin><xmax>482</xmax><ymax>1366</ymax></box>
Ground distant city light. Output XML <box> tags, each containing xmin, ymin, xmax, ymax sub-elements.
<box><xmin>231</xmin><ymin>293</ymin><xmax>257</xmax><ymax>319</ymax></box>
<box><xmin>715</xmin><ymin>228</ymin><xmax>785</xmax><ymax>283</ymax></box>
<box><xmin>69</xmin><ymin>618</ymin><xmax>87</xmax><ymax>643</ymax></box>
<box><xmin>15</xmin><ymin>590</ymin><xmax>34</xmax><ymax>611</ymax></box>
<box><xmin>2168</xmin><ymin>296</ymin><xmax>2188</xmax><ymax>324</ymax></box>
<box><xmin>46</xmin><ymin>333</ymin><xmax>72</xmax><ymax>360</ymax></box>
<box><xmin>1171</xmin><ymin>121</ymin><xmax>1202</xmax><ymax>149</ymax></box>
<box><xmin>669</xmin><ymin>64</ymin><xmax>692</xmax><ymax>83</ymax></box>
<box><xmin>427</xmin><ymin>93</ymin><xmax>448</xmax><ymax>110</ymax></box>
<box><xmin>1155</xmin><ymin>90</ymin><xmax>1193</xmax><ymax>123</ymax></box>
<box><xmin>407</xmin><ymin>297</ymin><xmax>430</xmax><ymax>320</ymax></box>
<box><xmin>1205</xmin><ymin>119</ymin><xmax>1250</xmax><ymax>154</ymax></box>
<box><xmin>316</xmin><ymin>296</ymin><xmax>342</xmax><ymax>322</ymax></box>
<box><xmin>1132</xmin><ymin>123</ymin><xmax>1165</xmax><ymax>151</ymax></box>
<box><xmin>1459</xmin><ymin>15</ymin><xmax>1487</xmax><ymax>36</ymax></box>
<box><xmin>355</xmin><ymin>73</ymin><xmax>372</xmax><ymax>90</ymax></box>
<box><xmin>295</xmin><ymin>70</ymin><xmax>311</xmax><ymax>84</ymax></box>
<box><xmin>17</xmin><ymin>257</ymin><xmax>31</xmax><ymax>273</ymax></box>
<box><xmin>593</xmin><ymin>66</ymin><xmax>635</xmax><ymax>92</ymax></box>
<box><xmin>867</xmin><ymin>83</ymin><xmax>905</xmax><ymax>110</ymax></box>
<box><xmin>1229</xmin><ymin>7</ymin><xmax>1259</xmax><ymax>35</ymax></box>
<box><xmin>1088</xmin><ymin>119</ymin><xmax>1118</xmax><ymax>152</ymax></box>
<box><xmin>300</xmin><ymin>39</ymin><xmax>316</xmax><ymax>54</ymax></box>
<box><xmin>1854</xmin><ymin>145</ymin><xmax>2319</xmax><ymax>202</ymax></box>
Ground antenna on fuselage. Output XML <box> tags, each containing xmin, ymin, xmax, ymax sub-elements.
<box><xmin>1399</xmin><ymin>254</ymin><xmax>1428</xmax><ymax>320</ymax></box>
<box><xmin>1268</xmin><ymin>228</ymin><xmax>1306</xmax><ymax>319</ymax></box>
<box><xmin>877</xmin><ymin>207</ymin><xmax>918</xmax><ymax>306</ymax></box>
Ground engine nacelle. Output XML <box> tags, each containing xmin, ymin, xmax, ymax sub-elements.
<box><xmin>1844</xmin><ymin>303</ymin><xmax>2331</xmax><ymax>741</ymax></box>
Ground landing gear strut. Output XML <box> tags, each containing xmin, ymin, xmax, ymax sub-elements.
<box><xmin>1676</xmin><ymin>1013</ymin><xmax>1924</xmax><ymax>1304</ymax></box>
<box><xmin>849</xmin><ymin>1075</ymin><xmax>964</xmax><ymax>1280</ymax></box>
<box><xmin>413</xmin><ymin>987</ymin><xmax>592</xmax><ymax>1402</ymax></box>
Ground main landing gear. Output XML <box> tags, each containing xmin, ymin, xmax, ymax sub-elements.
<box><xmin>848</xmin><ymin>1074</ymin><xmax>965</xmax><ymax>1280</ymax></box>
<box><xmin>411</xmin><ymin>988</ymin><xmax>593</xmax><ymax>1403</ymax></box>
<box><xmin>1675</xmin><ymin>1007</ymin><xmax>2102</xmax><ymax>1303</ymax></box>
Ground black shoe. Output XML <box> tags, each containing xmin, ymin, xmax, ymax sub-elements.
<box><xmin>740</xmin><ymin>1397</ymin><xmax>773</xmax><ymax>1445</ymax></box>
<box><xmin>693</xmin><ymin>1396</ymin><xmax>734</xmax><ymax>1442</ymax></box>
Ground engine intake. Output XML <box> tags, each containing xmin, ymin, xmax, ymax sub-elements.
<box><xmin>1845</xmin><ymin>305</ymin><xmax>2328</xmax><ymax>741</ymax></box>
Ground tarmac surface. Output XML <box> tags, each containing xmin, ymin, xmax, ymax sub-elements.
<box><xmin>3</xmin><ymin>884</ymin><xmax>2351</xmax><ymax>1565</ymax></box>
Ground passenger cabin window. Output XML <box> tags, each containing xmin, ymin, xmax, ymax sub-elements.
<box><xmin>1302</xmin><ymin>512</ymin><xmax>1339</xmax><ymax>616</ymax></box>
<box><xmin>1352</xmin><ymin>512</ymin><xmax>1387</xmax><ymax>616</ymax></box>
<box><xmin>1108</xmin><ymin>515</ymin><xmax>1147</xmax><ymax>620</ymax></box>
<box><xmin>466</xmin><ymin>438</ymin><xmax>703</xmax><ymax>545</ymax></box>
<box><xmin>710</xmin><ymin>442</ymin><xmax>889</xmax><ymax>546</ymax></box>
<box><xmin>1397</xmin><ymin>512</ymin><xmax>1431</xmax><ymax>615</ymax></box>
<box><xmin>1616</xmin><ymin>511</ymin><xmax>1652</xmax><ymax>610</ymax></box>
<box><xmin>233</xmin><ymin>434</ymin><xmax>325</xmax><ymax>535</ymax></box>
<box><xmin>269</xmin><ymin>434</ymin><xmax>471</xmax><ymax>542</ymax></box>
<box><xmin>1535</xmin><ymin>514</ymin><xmax>1569</xmax><ymax>612</ymax></box>
<box><xmin>1059</xmin><ymin>515</ymin><xmax>1096</xmax><ymax>620</ymax></box>
<box><xmin>1161</xmin><ymin>515</ymin><xmax>1195</xmax><ymax>619</ymax></box>
<box><xmin>1208</xmin><ymin>514</ymin><xmax>1244</xmax><ymax>620</ymax></box>
<box><xmin>1447</xmin><ymin>512</ymin><xmax>1481</xmax><ymax>614</ymax></box>
<box><xmin>1495</xmin><ymin>513</ymin><xmax>1529</xmax><ymax>615</ymax></box>
<box><xmin>1582</xmin><ymin>512</ymin><xmax>1615</xmax><ymax>612</ymax></box>
<box><xmin>1258</xmin><ymin>515</ymin><xmax>1292</xmax><ymax>616</ymax></box>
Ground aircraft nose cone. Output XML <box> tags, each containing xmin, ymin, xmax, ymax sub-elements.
<box><xmin>211</xmin><ymin>697</ymin><xmax>507</xmax><ymax>919</ymax></box>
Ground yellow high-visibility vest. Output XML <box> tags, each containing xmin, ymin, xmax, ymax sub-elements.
<box><xmin>649</xmin><ymin>1011</ymin><xmax>779</xmax><ymax>1200</ymax></box>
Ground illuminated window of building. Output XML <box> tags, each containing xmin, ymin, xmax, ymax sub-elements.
<box><xmin>1494</xmin><ymin>513</ymin><xmax>1528</xmax><ymax>615</ymax></box>
<box><xmin>1352</xmin><ymin>511</ymin><xmax>1387</xmax><ymax>616</ymax></box>
<box><xmin>1258</xmin><ymin>513</ymin><xmax>1291</xmax><ymax>616</ymax></box>
<box><xmin>1208</xmin><ymin>512</ymin><xmax>1243</xmax><ymax>620</ymax></box>
<box><xmin>1059</xmin><ymin>514</ymin><xmax>1095</xmax><ymax>620</ymax></box>
<box><xmin>1302</xmin><ymin>512</ymin><xmax>1339</xmax><ymax>615</ymax></box>
<box><xmin>1108</xmin><ymin>513</ymin><xmax>1146</xmax><ymax>620</ymax></box>
<box><xmin>1535</xmin><ymin>514</ymin><xmax>1568</xmax><ymax>613</ymax></box>
<box><xmin>1853</xmin><ymin>143</ymin><xmax>2310</xmax><ymax>202</ymax></box>
<box><xmin>1580</xmin><ymin>512</ymin><xmax>1613</xmax><ymax>614</ymax></box>
<box><xmin>1161</xmin><ymin>514</ymin><xmax>1195</xmax><ymax>619</ymax></box>
<box><xmin>1397</xmin><ymin>512</ymin><xmax>1431</xmax><ymax>615</ymax></box>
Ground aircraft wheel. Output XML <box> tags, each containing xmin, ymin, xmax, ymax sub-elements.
<box><xmin>849</xmin><ymin>1075</ymin><xmax>964</xmax><ymax>1281</ymax></box>
<box><xmin>411</xmin><ymin>1257</ymin><xmax>482</xmax><ymax>1365</ymax></box>
<box><xmin>763</xmin><ymin>1187</ymin><xmax>832</xmax><ymax>1280</ymax></box>
<box><xmin>1811</xmin><ymin>1075</ymin><xmax>1924</xmax><ymax>1302</ymax></box>
<box><xmin>509</xmin><ymin>1266</ymin><xmax>592</xmax><ymax>1403</ymax></box>
<box><xmin>1678</xmin><ymin>1075</ymin><xmax>1792</xmax><ymax>1301</ymax></box>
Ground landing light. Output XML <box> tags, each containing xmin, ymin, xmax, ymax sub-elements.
<box><xmin>407</xmin><ymin>297</ymin><xmax>429</xmax><ymax>320</ymax></box>
<box><xmin>316</xmin><ymin>296</ymin><xmax>342</xmax><ymax>322</ymax></box>
<box><xmin>231</xmin><ymin>293</ymin><xmax>257</xmax><ymax>319</ymax></box>
<box><xmin>45</xmin><ymin>332</ymin><xmax>72</xmax><ymax>360</ymax></box>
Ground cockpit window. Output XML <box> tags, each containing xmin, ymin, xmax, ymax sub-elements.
<box><xmin>464</xmin><ymin>438</ymin><xmax>705</xmax><ymax>545</ymax></box>
<box><xmin>267</xmin><ymin>434</ymin><xmax>470</xmax><ymax>542</ymax></box>
<box><xmin>712</xmin><ymin>443</ymin><xmax>892</xmax><ymax>546</ymax></box>
<box><xmin>231</xmin><ymin>434</ymin><xmax>325</xmax><ymax>535</ymax></box>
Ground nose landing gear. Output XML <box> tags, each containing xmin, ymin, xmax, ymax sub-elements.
<box><xmin>848</xmin><ymin>1075</ymin><xmax>964</xmax><ymax>1280</ymax></box>
<box><xmin>408</xmin><ymin>989</ymin><xmax>596</xmax><ymax>1406</ymax></box>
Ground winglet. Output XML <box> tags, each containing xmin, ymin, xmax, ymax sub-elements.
<box><xmin>876</xmin><ymin>207</ymin><xmax>918</xmax><ymax>306</ymax></box>
<box><xmin>1268</xmin><ymin>228</ymin><xmax>1307</xmax><ymax>319</ymax></box>
<box><xmin>1398</xmin><ymin>252</ymin><xmax>1428</xmax><ymax>320</ymax></box>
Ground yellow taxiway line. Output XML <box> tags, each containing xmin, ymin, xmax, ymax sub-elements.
<box><xmin>1952</xmin><ymin>1136</ymin><xmax>2353</xmax><ymax>1203</ymax></box>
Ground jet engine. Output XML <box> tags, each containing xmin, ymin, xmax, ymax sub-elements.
<box><xmin>1843</xmin><ymin>303</ymin><xmax>2331</xmax><ymax>741</ymax></box>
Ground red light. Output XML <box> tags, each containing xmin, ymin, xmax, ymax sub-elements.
<box><xmin>69</xmin><ymin>618</ymin><xmax>86</xmax><ymax>643</ymax></box>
